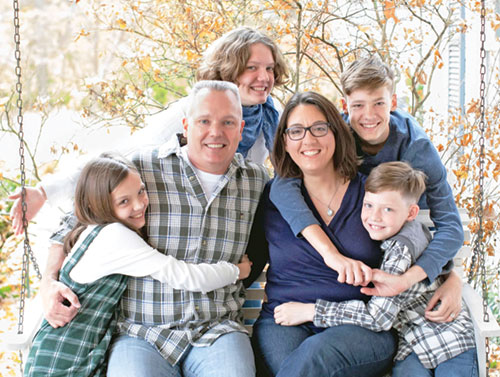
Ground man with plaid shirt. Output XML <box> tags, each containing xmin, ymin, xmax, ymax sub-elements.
<box><xmin>42</xmin><ymin>81</ymin><xmax>269</xmax><ymax>377</ymax></box>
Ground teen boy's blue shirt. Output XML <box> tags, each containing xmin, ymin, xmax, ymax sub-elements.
<box><xmin>270</xmin><ymin>109</ymin><xmax>464</xmax><ymax>283</ymax></box>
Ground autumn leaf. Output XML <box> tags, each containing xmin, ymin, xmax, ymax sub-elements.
<box><xmin>383</xmin><ymin>1</ymin><xmax>399</xmax><ymax>22</ymax></box>
<box><xmin>138</xmin><ymin>56</ymin><xmax>152</xmax><ymax>72</ymax></box>
<box><xmin>117</xmin><ymin>18</ymin><xmax>127</xmax><ymax>29</ymax></box>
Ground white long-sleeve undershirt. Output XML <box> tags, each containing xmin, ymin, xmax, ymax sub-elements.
<box><xmin>68</xmin><ymin>223</ymin><xmax>239</xmax><ymax>294</ymax></box>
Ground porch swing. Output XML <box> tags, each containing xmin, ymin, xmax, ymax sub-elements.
<box><xmin>2</xmin><ymin>1</ymin><xmax>500</xmax><ymax>376</ymax></box>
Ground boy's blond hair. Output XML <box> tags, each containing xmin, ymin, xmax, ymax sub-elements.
<box><xmin>365</xmin><ymin>161</ymin><xmax>426</xmax><ymax>204</ymax></box>
<box><xmin>340</xmin><ymin>56</ymin><xmax>395</xmax><ymax>95</ymax></box>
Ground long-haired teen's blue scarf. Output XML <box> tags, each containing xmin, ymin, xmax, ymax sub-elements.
<box><xmin>238</xmin><ymin>96</ymin><xmax>279</xmax><ymax>157</ymax></box>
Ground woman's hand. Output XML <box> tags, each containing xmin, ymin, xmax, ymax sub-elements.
<box><xmin>237</xmin><ymin>254</ymin><xmax>252</xmax><ymax>280</ymax></box>
<box><xmin>360</xmin><ymin>269</ymin><xmax>410</xmax><ymax>297</ymax></box>
<box><xmin>274</xmin><ymin>302</ymin><xmax>315</xmax><ymax>326</ymax></box>
<box><xmin>323</xmin><ymin>252</ymin><xmax>372</xmax><ymax>287</ymax></box>
<box><xmin>425</xmin><ymin>270</ymin><xmax>462</xmax><ymax>323</ymax></box>
<box><xmin>9</xmin><ymin>186</ymin><xmax>47</xmax><ymax>235</ymax></box>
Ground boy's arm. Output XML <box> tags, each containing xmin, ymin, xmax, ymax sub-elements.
<box><xmin>404</xmin><ymin>139</ymin><xmax>464</xmax><ymax>283</ymax></box>
<box><xmin>302</xmin><ymin>225</ymin><xmax>372</xmax><ymax>286</ymax></box>
<box><xmin>269</xmin><ymin>176</ymin><xmax>319</xmax><ymax>235</ymax></box>
<box><xmin>313</xmin><ymin>244</ymin><xmax>424</xmax><ymax>330</ymax></box>
<box><xmin>270</xmin><ymin>176</ymin><xmax>371</xmax><ymax>286</ymax></box>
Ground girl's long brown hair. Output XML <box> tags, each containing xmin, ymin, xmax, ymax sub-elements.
<box><xmin>63</xmin><ymin>152</ymin><xmax>140</xmax><ymax>254</ymax></box>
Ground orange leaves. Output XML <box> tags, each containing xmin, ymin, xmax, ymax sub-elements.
<box><xmin>453</xmin><ymin>165</ymin><xmax>469</xmax><ymax>180</ymax></box>
<box><xmin>383</xmin><ymin>1</ymin><xmax>399</xmax><ymax>23</ymax></box>
<box><xmin>459</xmin><ymin>133</ymin><xmax>473</xmax><ymax>147</ymax></box>
<box><xmin>467</xmin><ymin>99</ymin><xmax>479</xmax><ymax>115</ymax></box>
<box><xmin>74</xmin><ymin>29</ymin><xmax>90</xmax><ymax>42</ymax></box>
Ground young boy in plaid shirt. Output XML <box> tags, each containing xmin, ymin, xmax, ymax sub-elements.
<box><xmin>274</xmin><ymin>162</ymin><xmax>477</xmax><ymax>376</ymax></box>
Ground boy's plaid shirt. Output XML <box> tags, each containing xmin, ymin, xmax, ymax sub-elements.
<box><xmin>118</xmin><ymin>140</ymin><xmax>268</xmax><ymax>365</ymax></box>
<box><xmin>314</xmin><ymin>238</ymin><xmax>475</xmax><ymax>369</ymax></box>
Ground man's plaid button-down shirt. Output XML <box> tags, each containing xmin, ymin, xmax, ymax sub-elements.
<box><xmin>117</xmin><ymin>138</ymin><xmax>268</xmax><ymax>365</ymax></box>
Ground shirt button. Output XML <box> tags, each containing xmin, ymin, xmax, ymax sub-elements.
<box><xmin>202</xmin><ymin>240</ymin><xmax>207</xmax><ymax>246</ymax></box>
<box><xmin>189</xmin><ymin>175</ymin><xmax>196</xmax><ymax>181</ymax></box>
<box><xmin>195</xmin><ymin>305</ymin><xmax>199</xmax><ymax>310</ymax></box>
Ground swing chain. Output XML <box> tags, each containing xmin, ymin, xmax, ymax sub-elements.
<box><xmin>477</xmin><ymin>0</ymin><xmax>490</xmax><ymax>373</ymax></box>
<box><xmin>478</xmin><ymin>0</ymin><xmax>489</xmax><ymax>323</ymax></box>
<box><xmin>13</xmin><ymin>0</ymin><xmax>42</xmax><ymax>342</ymax></box>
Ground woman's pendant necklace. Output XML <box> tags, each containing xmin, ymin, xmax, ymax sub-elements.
<box><xmin>310</xmin><ymin>181</ymin><xmax>341</xmax><ymax>218</ymax></box>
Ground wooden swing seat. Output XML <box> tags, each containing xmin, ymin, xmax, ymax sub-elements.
<box><xmin>1</xmin><ymin>209</ymin><xmax>499</xmax><ymax>377</ymax></box>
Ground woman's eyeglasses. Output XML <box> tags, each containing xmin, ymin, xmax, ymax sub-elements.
<box><xmin>285</xmin><ymin>123</ymin><xmax>331</xmax><ymax>141</ymax></box>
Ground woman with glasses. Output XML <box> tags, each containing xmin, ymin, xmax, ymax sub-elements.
<box><xmin>246</xmin><ymin>91</ymin><xmax>397</xmax><ymax>377</ymax></box>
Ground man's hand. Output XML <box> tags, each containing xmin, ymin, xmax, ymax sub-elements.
<box><xmin>40</xmin><ymin>243</ymin><xmax>80</xmax><ymax>328</ymax></box>
<box><xmin>9</xmin><ymin>186</ymin><xmax>47</xmax><ymax>235</ymax></box>
<box><xmin>41</xmin><ymin>278</ymin><xmax>81</xmax><ymax>328</ymax></box>
<box><xmin>323</xmin><ymin>252</ymin><xmax>372</xmax><ymax>287</ymax></box>
<box><xmin>360</xmin><ymin>269</ymin><xmax>410</xmax><ymax>297</ymax></box>
<box><xmin>274</xmin><ymin>302</ymin><xmax>315</xmax><ymax>326</ymax></box>
<box><xmin>237</xmin><ymin>254</ymin><xmax>252</xmax><ymax>280</ymax></box>
<box><xmin>425</xmin><ymin>270</ymin><xmax>463</xmax><ymax>323</ymax></box>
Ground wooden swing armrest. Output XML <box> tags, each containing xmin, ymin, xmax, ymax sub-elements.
<box><xmin>0</xmin><ymin>295</ymin><xmax>43</xmax><ymax>352</ymax></box>
<box><xmin>462</xmin><ymin>283</ymin><xmax>500</xmax><ymax>377</ymax></box>
<box><xmin>462</xmin><ymin>283</ymin><xmax>500</xmax><ymax>337</ymax></box>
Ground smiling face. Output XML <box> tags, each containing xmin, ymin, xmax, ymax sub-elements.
<box><xmin>284</xmin><ymin>104</ymin><xmax>335</xmax><ymax>177</ymax></box>
<box><xmin>343</xmin><ymin>85</ymin><xmax>397</xmax><ymax>148</ymax></box>
<box><xmin>183</xmin><ymin>88</ymin><xmax>244</xmax><ymax>174</ymax></box>
<box><xmin>236</xmin><ymin>42</ymin><xmax>275</xmax><ymax>106</ymax></box>
<box><xmin>361</xmin><ymin>190</ymin><xmax>418</xmax><ymax>241</ymax></box>
<box><xmin>111</xmin><ymin>171</ymin><xmax>149</xmax><ymax>230</ymax></box>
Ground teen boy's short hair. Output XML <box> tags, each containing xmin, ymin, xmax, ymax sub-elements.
<box><xmin>365</xmin><ymin>161</ymin><xmax>427</xmax><ymax>204</ymax></box>
<box><xmin>340</xmin><ymin>55</ymin><xmax>395</xmax><ymax>95</ymax></box>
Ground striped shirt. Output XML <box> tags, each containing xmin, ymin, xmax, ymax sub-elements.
<box><xmin>117</xmin><ymin>138</ymin><xmax>268</xmax><ymax>365</ymax></box>
<box><xmin>313</xmin><ymin>221</ymin><xmax>475</xmax><ymax>369</ymax></box>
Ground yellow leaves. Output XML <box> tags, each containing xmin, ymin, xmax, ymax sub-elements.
<box><xmin>138</xmin><ymin>56</ymin><xmax>151</xmax><ymax>72</ymax></box>
<box><xmin>185</xmin><ymin>50</ymin><xmax>197</xmax><ymax>62</ymax></box>
<box><xmin>358</xmin><ymin>25</ymin><xmax>370</xmax><ymax>33</ymax></box>
<box><xmin>117</xmin><ymin>18</ymin><xmax>127</xmax><ymax>29</ymax></box>
<box><xmin>453</xmin><ymin>166</ymin><xmax>469</xmax><ymax>180</ymax></box>
<box><xmin>38</xmin><ymin>160</ymin><xmax>59</xmax><ymax>176</ymax></box>
<box><xmin>153</xmin><ymin>69</ymin><xmax>163</xmax><ymax>82</ymax></box>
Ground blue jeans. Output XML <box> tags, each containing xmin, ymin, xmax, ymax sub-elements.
<box><xmin>392</xmin><ymin>348</ymin><xmax>478</xmax><ymax>377</ymax></box>
<box><xmin>107</xmin><ymin>332</ymin><xmax>256</xmax><ymax>377</ymax></box>
<box><xmin>251</xmin><ymin>316</ymin><xmax>397</xmax><ymax>377</ymax></box>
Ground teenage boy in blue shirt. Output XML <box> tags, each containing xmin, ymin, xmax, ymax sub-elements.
<box><xmin>270</xmin><ymin>56</ymin><xmax>464</xmax><ymax>321</ymax></box>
